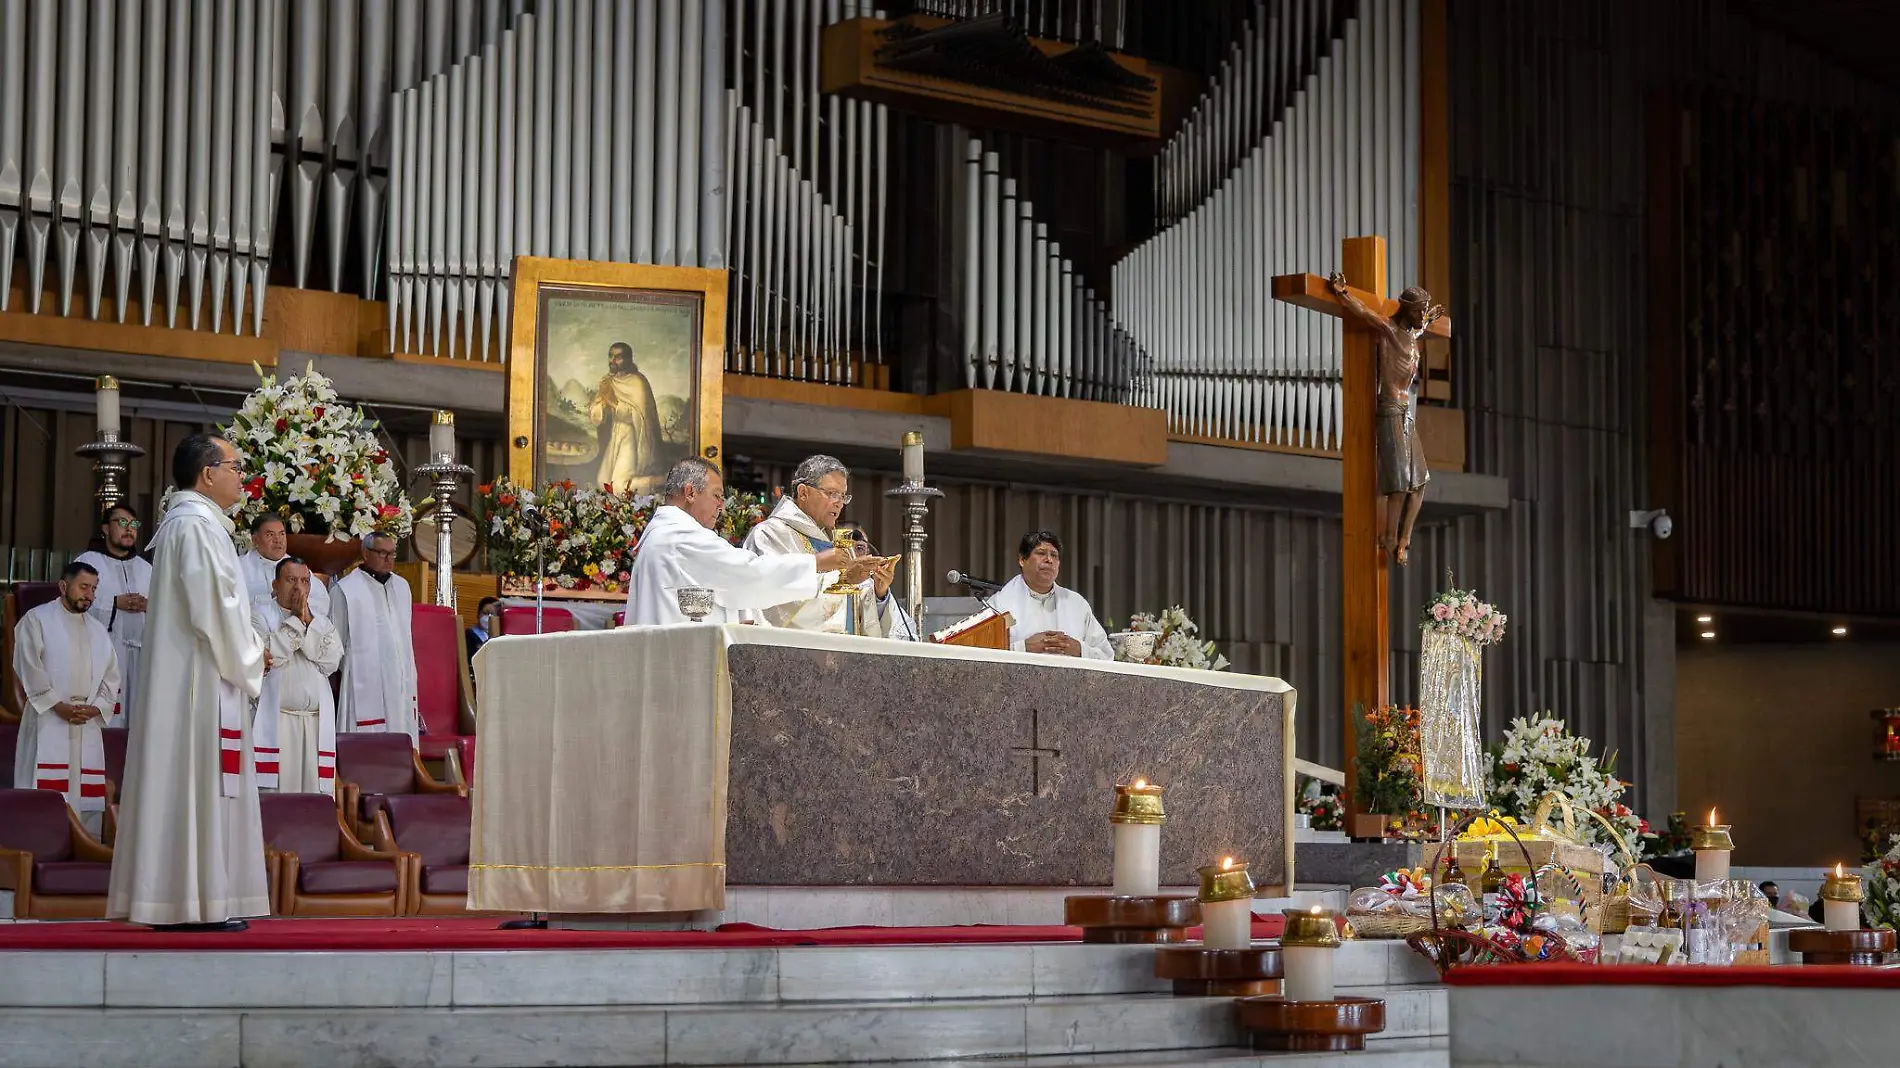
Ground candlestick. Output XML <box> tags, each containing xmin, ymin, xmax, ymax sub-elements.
<box><xmin>1197</xmin><ymin>857</ymin><xmax>1256</xmax><ymax>951</ymax></box>
<box><xmin>901</xmin><ymin>429</ymin><xmax>924</xmax><ymax>483</ymax></box>
<box><xmin>1822</xmin><ymin>863</ymin><xmax>1864</xmax><ymax>933</ymax></box>
<box><xmin>429</xmin><ymin>409</ymin><xmax>456</xmax><ymax>461</ymax></box>
<box><xmin>1280</xmin><ymin>907</ymin><xmax>1340</xmax><ymax>1002</ymax></box>
<box><xmin>1690</xmin><ymin>808</ymin><xmax>1733</xmax><ymax>883</ymax></box>
<box><xmin>95</xmin><ymin>375</ymin><xmax>121</xmax><ymax>439</ymax></box>
<box><xmin>1109</xmin><ymin>779</ymin><xmax>1165</xmax><ymax>896</ymax></box>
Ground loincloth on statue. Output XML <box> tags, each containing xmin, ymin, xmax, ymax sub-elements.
<box><xmin>1376</xmin><ymin>400</ymin><xmax>1430</xmax><ymax>495</ymax></box>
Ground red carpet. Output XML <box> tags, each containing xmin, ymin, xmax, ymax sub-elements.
<box><xmin>0</xmin><ymin>914</ymin><xmax>1296</xmax><ymax>952</ymax></box>
<box><xmin>1448</xmin><ymin>962</ymin><xmax>1900</xmax><ymax>989</ymax></box>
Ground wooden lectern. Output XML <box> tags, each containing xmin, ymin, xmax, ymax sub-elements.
<box><xmin>929</xmin><ymin>609</ymin><xmax>1013</xmax><ymax>651</ymax></box>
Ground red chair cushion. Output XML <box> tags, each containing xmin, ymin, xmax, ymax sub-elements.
<box><xmin>497</xmin><ymin>606</ymin><xmax>574</xmax><ymax>635</ymax></box>
<box><xmin>259</xmin><ymin>793</ymin><xmax>343</xmax><ymax>865</ymax></box>
<box><xmin>411</xmin><ymin>605</ymin><xmax>464</xmax><ymax>740</ymax></box>
<box><xmin>336</xmin><ymin>733</ymin><xmax>419</xmax><ymax>796</ymax></box>
<box><xmin>0</xmin><ymin>788</ymin><xmax>74</xmax><ymax>862</ymax></box>
<box><xmin>34</xmin><ymin>860</ymin><xmax>111</xmax><ymax>895</ymax></box>
<box><xmin>0</xmin><ymin>721</ymin><xmax>17</xmax><ymax>789</ymax></box>
<box><xmin>420</xmin><ymin>865</ymin><xmax>469</xmax><ymax>895</ymax></box>
<box><xmin>298</xmin><ymin>860</ymin><xmax>399</xmax><ymax>895</ymax></box>
<box><xmin>383</xmin><ymin>794</ymin><xmax>471</xmax><ymax>867</ymax></box>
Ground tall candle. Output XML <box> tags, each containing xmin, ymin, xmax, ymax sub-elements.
<box><xmin>1280</xmin><ymin>907</ymin><xmax>1340</xmax><ymax>1002</ymax></box>
<box><xmin>430</xmin><ymin>410</ymin><xmax>456</xmax><ymax>460</ymax></box>
<box><xmin>1109</xmin><ymin>779</ymin><xmax>1165</xmax><ymax>896</ymax></box>
<box><xmin>1197</xmin><ymin>858</ymin><xmax>1255</xmax><ymax>951</ymax></box>
<box><xmin>901</xmin><ymin>429</ymin><xmax>924</xmax><ymax>483</ymax></box>
<box><xmin>1822</xmin><ymin>864</ymin><xmax>1864</xmax><ymax>933</ymax></box>
<box><xmin>96</xmin><ymin>376</ymin><xmax>121</xmax><ymax>438</ymax></box>
<box><xmin>1691</xmin><ymin>809</ymin><xmax>1733</xmax><ymax>884</ymax></box>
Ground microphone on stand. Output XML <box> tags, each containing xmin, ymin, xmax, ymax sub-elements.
<box><xmin>946</xmin><ymin>569</ymin><xmax>1003</xmax><ymax>594</ymax></box>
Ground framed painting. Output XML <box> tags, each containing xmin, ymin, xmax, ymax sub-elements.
<box><xmin>506</xmin><ymin>257</ymin><xmax>726</xmax><ymax>492</ymax></box>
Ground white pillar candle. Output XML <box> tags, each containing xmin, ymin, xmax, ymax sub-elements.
<box><xmin>1824</xmin><ymin>898</ymin><xmax>1860</xmax><ymax>933</ymax></box>
<box><xmin>1282</xmin><ymin>945</ymin><xmax>1336</xmax><ymax>1002</ymax></box>
<box><xmin>902</xmin><ymin>430</ymin><xmax>924</xmax><ymax>483</ymax></box>
<box><xmin>430</xmin><ymin>411</ymin><xmax>456</xmax><ymax>460</ymax></box>
<box><xmin>1822</xmin><ymin>865</ymin><xmax>1864</xmax><ymax>932</ymax></box>
<box><xmin>1111</xmin><ymin>822</ymin><xmax>1160</xmax><ymax>896</ymax></box>
<box><xmin>1690</xmin><ymin>811</ymin><xmax>1734</xmax><ymax>885</ymax></box>
<box><xmin>1692</xmin><ymin>848</ymin><xmax>1731</xmax><ymax>884</ymax></box>
<box><xmin>96</xmin><ymin>376</ymin><xmax>121</xmax><ymax>438</ymax></box>
<box><xmin>1200</xmin><ymin>897</ymin><xmax>1252</xmax><ymax>950</ymax></box>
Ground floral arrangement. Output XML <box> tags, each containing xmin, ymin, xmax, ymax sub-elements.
<box><xmin>1120</xmin><ymin>606</ymin><xmax>1230</xmax><ymax>671</ymax></box>
<box><xmin>1487</xmin><ymin>713</ymin><xmax>1652</xmax><ymax>858</ymax></box>
<box><xmin>1866</xmin><ymin>837</ymin><xmax>1900</xmax><ymax>930</ymax></box>
<box><xmin>1354</xmin><ymin>704</ymin><xmax>1422</xmax><ymax>818</ymax></box>
<box><xmin>480</xmin><ymin>477</ymin><xmax>769</xmax><ymax>593</ymax></box>
<box><xmin>1421</xmin><ymin>585</ymin><xmax>1507</xmax><ymax>645</ymax></box>
<box><xmin>223</xmin><ymin>362</ymin><xmax>413</xmax><ymax>540</ymax></box>
<box><xmin>1299</xmin><ymin>779</ymin><xmax>1343</xmax><ymax>832</ymax></box>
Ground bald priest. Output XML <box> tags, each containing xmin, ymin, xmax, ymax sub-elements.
<box><xmin>625</xmin><ymin>458</ymin><xmax>857</xmax><ymax>626</ymax></box>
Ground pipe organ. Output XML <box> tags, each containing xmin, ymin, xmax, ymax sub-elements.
<box><xmin>1110</xmin><ymin>0</ymin><xmax>1420</xmax><ymax>451</ymax></box>
<box><xmin>955</xmin><ymin>137</ymin><xmax>1152</xmax><ymax>404</ymax></box>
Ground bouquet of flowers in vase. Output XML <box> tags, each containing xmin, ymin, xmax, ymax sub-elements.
<box><xmin>717</xmin><ymin>492</ymin><xmax>770</xmax><ymax>546</ymax></box>
<box><xmin>223</xmin><ymin>362</ymin><xmax>413</xmax><ymax>540</ymax></box>
<box><xmin>1353</xmin><ymin>704</ymin><xmax>1423</xmax><ymax>824</ymax></box>
<box><xmin>1299</xmin><ymin>779</ymin><xmax>1344</xmax><ymax>832</ymax></box>
<box><xmin>1865</xmin><ymin>837</ymin><xmax>1900</xmax><ymax>930</ymax></box>
<box><xmin>1486</xmin><ymin>713</ymin><xmax>1653</xmax><ymax>857</ymax></box>
<box><xmin>1421</xmin><ymin>586</ymin><xmax>1507</xmax><ymax>645</ymax></box>
<box><xmin>1120</xmin><ymin>606</ymin><xmax>1230</xmax><ymax>670</ymax></box>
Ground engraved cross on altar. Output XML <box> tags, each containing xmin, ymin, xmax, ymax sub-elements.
<box><xmin>1010</xmin><ymin>708</ymin><xmax>1061</xmax><ymax>795</ymax></box>
<box><xmin>1272</xmin><ymin>235</ymin><xmax>1452</xmax><ymax>814</ymax></box>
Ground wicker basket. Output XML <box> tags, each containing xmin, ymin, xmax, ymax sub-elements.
<box><xmin>1348</xmin><ymin>912</ymin><xmax>1432</xmax><ymax>939</ymax></box>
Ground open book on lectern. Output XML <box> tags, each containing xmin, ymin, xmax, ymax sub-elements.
<box><xmin>927</xmin><ymin>607</ymin><xmax>1013</xmax><ymax>650</ymax></box>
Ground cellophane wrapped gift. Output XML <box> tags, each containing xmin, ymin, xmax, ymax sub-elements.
<box><xmin>1419</xmin><ymin>628</ymin><xmax>1486</xmax><ymax>809</ymax></box>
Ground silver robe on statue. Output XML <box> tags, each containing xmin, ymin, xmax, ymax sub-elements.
<box><xmin>106</xmin><ymin>490</ymin><xmax>271</xmax><ymax>925</ymax></box>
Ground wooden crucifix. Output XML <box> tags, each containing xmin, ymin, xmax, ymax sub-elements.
<box><xmin>1272</xmin><ymin>235</ymin><xmax>1452</xmax><ymax>814</ymax></box>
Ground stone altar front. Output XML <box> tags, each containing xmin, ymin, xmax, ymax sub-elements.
<box><xmin>471</xmin><ymin>625</ymin><xmax>1296</xmax><ymax>913</ymax></box>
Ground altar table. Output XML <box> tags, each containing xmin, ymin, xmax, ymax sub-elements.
<box><xmin>469</xmin><ymin>625</ymin><xmax>1296</xmax><ymax>914</ymax></box>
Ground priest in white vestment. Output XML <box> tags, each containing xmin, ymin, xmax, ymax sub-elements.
<box><xmin>74</xmin><ymin>503</ymin><xmax>150</xmax><ymax>727</ymax></box>
<box><xmin>252</xmin><ymin>558</ymin><xmax>343</xmax><ymax>794</ymax></box>
<box><xmin>743</xmin><ymin>455</ymin><xmax>905</xmax><ymax>637</ymax></box>
<box><xmin>239</xmin><ymin>513</ymin><xmax>331</xmax><ymax>618</ymax></box>
<box><xmin>625</xmin><ymin>458</ymin><xmax>855</xmax><ymax>626</ymax></box>
<box><xmin>989</xmin><ymin>530</ymin><xmax>1114</xmax><ymax>660</ymax></box>
<box><xmin>107</xmin><ymin>434</ymin><xmax>272</xmax><ymax>930</ymax></box>
<box><xmin>12</xmin><ymin>561</ymin><xmax>121</xmax><ymax>835</ymax></box>
<box><xmin>332</xmin><ymin>532</ymin><xmax>418</xmax><ymax>741</ymax></box>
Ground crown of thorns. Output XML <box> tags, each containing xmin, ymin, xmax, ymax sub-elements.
<box><xmin>1397</xmin><ymin>287</ymin><xmax>1433</xmax><ymax>307</ymax></box>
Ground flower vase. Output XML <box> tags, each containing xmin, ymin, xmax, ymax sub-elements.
<box><xmin>1351</xmin><ymin>813</ymin><xmax>1392</xmax><ymax>840</ymax></box>
<box><xmin>287</xmin><ymin>532</ymin><xmax>363</xmax><ymax>578</ymax></box>
<box><xmin>1419</xmin><ymin>628</ymin><xmax>1486</xmax><ymax>810</ymax></box>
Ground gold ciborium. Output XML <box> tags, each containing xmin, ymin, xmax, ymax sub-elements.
<box><xmin>824</xmin><ymin>526</ymin><xmax>862</xmax><ymax>595</ymax></box>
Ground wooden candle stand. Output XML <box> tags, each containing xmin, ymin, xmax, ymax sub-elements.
<box><xmin>1063</xmin><ymin>895</ymin><xmax>1201</xmax><ymax>944</ymax></box>
<box><xmin>1154</xmin><ymin>945</ymin><xmax>1283</xmax><ymax>996</ymax></box>
<box><xmin>1233</xmin><ymin>995</ymin><xmax>1387</xmax><ymax>1052</ymax></box>
<box><xmin>1788</xmin><ymin>928</ymin><xmax>1896</xmax><ymax>966</ymax></box>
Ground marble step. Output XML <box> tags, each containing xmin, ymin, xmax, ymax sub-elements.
<box><xmin>672</xmin><ymin>885</ymin><xmax>1352</xmax><ymax>931</ymax></box>
<box><xmin>0</xmin><ymin>937</ymin><xmax>1441</xmax><ymax>1010</ymax></box>
<box><xmin>759</xmin><ymin>1038</ymin><xmax>1448</xmax><ymax>1068</ymax></box>
<box><xmin>0</xmin><ymin>988</ymin><xmax>1449</xmax><ymax>1068</ymax></box>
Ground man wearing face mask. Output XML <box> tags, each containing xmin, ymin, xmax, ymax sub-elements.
<box><xmin>108</xmin><ymin>434</ymin><xmax>273</xmax><ymax>931</ymax></box>
<box><xmin>74</xmin><ymin>503</ymin><xmax>151</xmax><ymax>727</ymax></box>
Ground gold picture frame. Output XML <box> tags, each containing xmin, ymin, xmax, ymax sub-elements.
<box><xmin>506</xmin><ymin>256</ymin><xmax>726</xmax><ymax>491</ymax></box>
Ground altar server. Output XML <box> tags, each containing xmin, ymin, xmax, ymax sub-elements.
<box><xmin>252</xmin><ymin>558</ymin><xmax>343</xmax><ymax>795</ymax></box>
<box><xmin>332</xmin><ymin>532</ymin><xmax>418</xmax><ymax>741</ymax></box>
<box><xmin>239</xmin><ymin>513</ymin><xmax>330</xmax><ymax>618</ymax></box>
<box><xmin>12</xmin><ymin>561</ymin><xmax>121</xmax><ymax>834</ymax></box>
<box><xmin>990</xmin><ymin>531</ymin><xmax>1114</xmax><ymax>660</ymax></box>
<box><xmin>107</xmin><ymin>434</ymin><xmax>272</xmax><ymax>931</ymax></box>
<box><xmin>744</xmin><ymin>455</ymin><xmax>901</xmax><ymax>637</ymax></box>
<box><xmin>625</xmin><ymin>458</ymin><xmax>854</xmax><ymax>626</ymax></box>
<box><xmin>75</xmin><ymin>503</ymin><xmax>150</xmax><ymax>727</ymax></box>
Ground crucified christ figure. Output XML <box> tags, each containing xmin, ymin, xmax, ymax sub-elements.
<box><xmin>1327</xmin><ymin>272</ymin><xmax>1443</xmax><ymax>565</ymax></box>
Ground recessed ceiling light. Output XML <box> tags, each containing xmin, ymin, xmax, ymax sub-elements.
<box><xmin>1833</xmin><ymin>626</ymin><xmax>1849</xmax><ymax>636</ymax></box>
<box><xmin>1700</xmin><ymin>631</ymin><xmax>1716</xmax><ymax>639</ymax></box>
<box><xmin>1695</xmin><ymin>615</ymin><xmax>1713</xmax><ymax>624</ymax></box>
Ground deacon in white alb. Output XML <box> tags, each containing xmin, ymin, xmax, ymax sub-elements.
<box><xmin>107</xmin><ymin>434</ymin><xmax>272</xmax><ymax>930</ymax></box>
<box><xmin>74</xmin><ymin>503</ymin><xmax>150</xmax><ymax>727</ymax></box>
<box><xmin>989</xmin><ymin>531</ymin><xmax>1115</xmax><ymax>661</ymax></box>
<box><xmin>12</xmin><ymin>561</ymin><xmax>121</xmax><ymax>835</ymax></box>
<box><xmin>625</xmin><ymin>458</ymin><xmax>853</xmax><ymax>626</ymax></box>
<box><xmin>331</xmin><ymin>532</ymin><xmax>418</xmax><ymax>741</ymax></box>
<box><xmin>744</xmin><ymin>455</ymin><xmax>898</xmax><ymax>636</ymax></box>
<box><xmin>239</xmin><ymin>513</ymin><xmax>331</xmax><ymax>618</ymax></box>
<box><xmin>252</xmin><ymin>557</ymin><xmax>343</xmax><ymax>795</ymax></box>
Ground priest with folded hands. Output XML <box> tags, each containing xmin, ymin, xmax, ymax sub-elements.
<box><xmin>625</xmin><ymin>457</ymin><xmax>863</xmax><ymax>626</ymax></box>
<box><xmin>12</xmin><ymin>560</ymin><xmax>121</xmax><ymax>835</ymax></box>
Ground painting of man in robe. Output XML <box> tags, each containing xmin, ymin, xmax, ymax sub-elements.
<box><xmin>535</xmin><ymin>288</ymin><xmax>700</xmax><ymax>494</ymax></box>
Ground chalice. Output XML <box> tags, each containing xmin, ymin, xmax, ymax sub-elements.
<box><xmin>675</xmin><ymin>586</ymin><xmax>716</xmax><ymax>623</ymax></box>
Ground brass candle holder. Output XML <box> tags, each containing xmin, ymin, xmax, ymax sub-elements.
<box><xmin>1109</xmin><ymin>780</ymin><xmax>1167</xmax><ymax>826</ymax></box>
<box><xmin>1066</xmin><ymin>779</ymin><xmax>1196</xmax><ymax>942</ymax></box>
<box><xmin>1199</xmin><ymin>859</ymin><xmax>1256</xmax><ymax>903</ymax></box>
<box><xmin>1790</xmin><ymin>867</ymin><xmax>1893</xmax><ymax>964</ymax></box>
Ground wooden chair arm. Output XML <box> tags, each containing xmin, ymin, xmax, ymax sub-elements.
<box><xmin>0</xmin><ymin>847</ymin><xmax>29</xmax><ymax>917</ymax></box>
<box><xmin>333</xmin><ymin>809</ymin><xmax>404</xmax><ymax>863</ymax></box>
<box><xmin>339</xmin><ymin>781</ymin><xmax>361</xmax><ymax>822</ymax></box>
<box><xmin>410</xmin><ymin>749</ymin><xmax>466</xmax><ymax>795</ymax></box>
<box><xmin>66</xmin><ymin>806</ymin><xmax>114</xmax><ymax>863</ymax></box>
<box><xmin>370</xmin><ymin>810</ymin><xmax>398</xmax><ymax>853</ymax></box>
<box><xmin>442</xmin><ymin>747</ymin><xmax>466</xmax><ymax>789</ymax></box>
<box><xmin>278</xmin><ymin>852</ymin><xmax>301</xmax><ymax>912</ymax></box>
<box><xmin>103</xmin><ymin>802</ymin><xmax>119</xmax><ymax>847</ymax></box>
<box><xmin>264</xmin><ymin>847</ymin><xmax>283</xmax><ymax>915</ymax></box>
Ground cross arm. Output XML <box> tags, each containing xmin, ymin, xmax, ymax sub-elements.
<box><xmin>1270</xmin><ymin>273</ymin><xmax>1453</xmax><ymax>340</ymax></box>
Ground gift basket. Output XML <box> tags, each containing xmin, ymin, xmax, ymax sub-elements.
<box><xmin>1345</xmin><ymin>868</ymin><xmax>1477</xmax><ymax>939</ymax></box>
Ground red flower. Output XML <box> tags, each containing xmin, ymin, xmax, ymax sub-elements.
<box><xmin>372</xmin><ymin>449</ymin><xmax>388</xmax><ymax>465</ymax></box>
<box><xmin>312</xmin><ymin>406</ymin><xmax>324</xmax><ymax>419</ymax></box>
<box><xmin>602</xmin><ymin>482</ymin><xmax>614</xmax><ymax>494</ymax></box>
<box><xmin>243</xmin><ymin>475</ymin><xmax>266</xmax><ymax>500</ymax></box>
<box><xmin>478</xmin><ymin>483</ymin><xmax>493</xmax><ymax>494</ymax></box>
<box><xmin>377</xmin><ymin>504</ymin><xmax>400</xmax><ymax>519</ymax></box>
<box><xmin>499</xmin><ymin>494</ymin><xmax>516</xmax><ymax>507</ymax></box>
<box><xmin>274</xmin><ymin>417</ymin><xmax>288</xmax><ymax>433</ymax></box>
